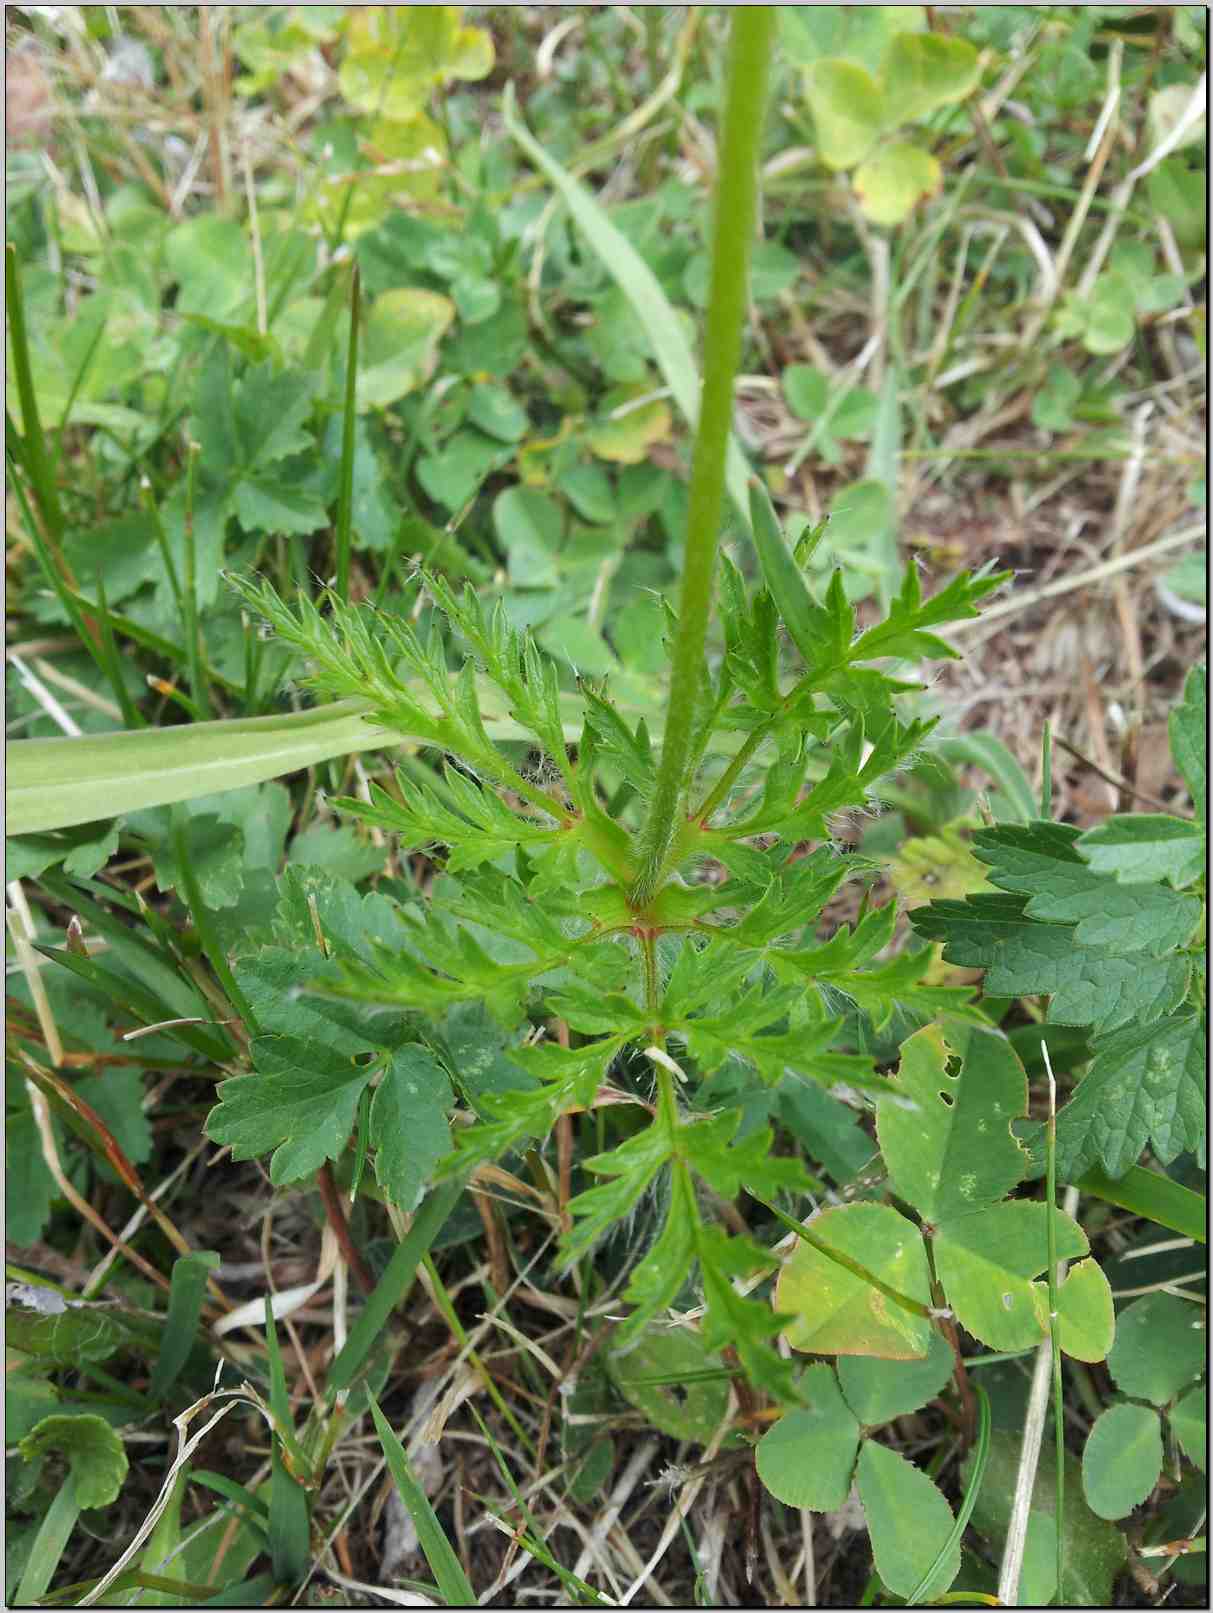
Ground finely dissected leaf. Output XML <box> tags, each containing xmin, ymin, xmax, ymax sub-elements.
<box><xmin>1169</xmin><ymin>1384</ymin><xmax>1206</xmax><ymax>1471</ymax></box>
<box><xmin>910</xmin><ymin>892</ymin><xmax>1190</xmax><ymax>1034</ymax></box>
<box><xmin>932</xmin><ymin>1202</ymin><xmax>1088</xmax><ymax>1352</ymax></box>
<box><xmin>1076</xmin><ymin>813</ymin><xmax>1206</xmax><ymax>888</ymax></box>
<box><xmin>564</xmin><ymin>1108</ymin><xmax>674</xmax><ymax>1266</ymax></box>
<box><xmin>1169</xmin><ymin>663</ymin><xmax>1206</xmax><ymax>821</ymax></box>
<box><xmin>1082</xmin><ymin>1404</ymin><xmax>1163</xmax><ymax>1520</ymax></box>
<box><xmin>612</xmin><ymin>1164</ymin><xmax>698</xmax><ymax>1349</ymax></box>
<box><xmin>756</xmin><ymin>1365</ymin><xmax>861</xmax><ymax>1509</ymax></box>
<box><xmin>608</xmin><ymin>1329</ymin><xmax>730</xmax><ymax>1445</ymax></box>
<box><xmin>207</xmin><ymin>1035</ymin><xmax>379</xmax><ymax>1185</ymax></box>
<box><xmin>1107</xmin><ymin>1292</ymin><xmax>1206</xmax><ymax>1405</ymax></box>
<box><xmin>964</xmin><ymin>1430</ymin><xmax>1127</xmax><ymax>1606</ymax></box>
<box><xmin>19</xmin><ymin>1413</ymin><xmax>128</xmax><ymax>1509</ymax></box>
<box><xmin>876</xmin><ymin>1025</ymin><xmax>1028</xmax><ymax>1223</ymax></box>
<box><xmin>370</xmin><ymin>1046</ymin><xmax>454</xmax><ymax>1213</ymax></box>
<box><xmin>972</xmin><ymin>822</ymin><xmax>1203</xmax><ymax>957</ymax></box>
<box><xmin>1051</xmin><ymin>1258</ymin><xmax>1115</xmax><ymax>1364</ymax></box>
<box><xmin>1054</xmin><ymin>1012</ymin><xmax>1207</xmax><ymax>1180</ymax></box>
<box><xmin>856</xmin><ymin>1439</ymin><xmax>961</xmax><ymax>1601</ymax></box>
<box><xmin>837</xmin><ymin>1326</ymin><xmax>955</xmax><ymax>1426</ymax></box>
<box><xmin>697</xmin><ymin>1224</ymin><xmax>800</xmax><ymax>1403</ymax></box>
<box><xmin>775</xmin><ymin>1203</ymin><xmax>934</xmax><ymax>1359</ymax></box>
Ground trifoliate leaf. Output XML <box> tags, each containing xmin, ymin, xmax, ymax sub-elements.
<box><xmin>1076</xmin><ymin>813</ymin><xmax>1205</xmax><ymax>888</ymax></box>
<box><xmin>1082</xmin><ymin>1403</ymin><xmax>1163</xmax><ymax>1520</ymax></box>
<box><xmin>1054</xmin><ymin>1012</ymin><xmax>1206</xmax><ymax>1180</ymax></box>
<box><xmin>857</xmin><ymin>1439</ymin><xmax>961</xmax><ymax>1601</ymax></box>
<box><xmin>207</xmin><ymin>1035</ymin><xmax>380</xmax><ymax>1185</ymax></box>
<box><xmin>775</xmin><ymin>1202</ymin><xmax>934</xmax><ymax>1359</ymax></box>
<box><xmin>370</xmin><ymin>1046</ymin><xmax>453</xmax><ymax>1213</ymax></box>
<box><xmin>756</xmin><ymin>1365</ymin><xmax>861</xmax><ymax>1509</ymax></box>
<box><xmin>876</xmin><ymin>1025</ymin><xmax>1028</xmax><ymax>1222</ymax></box>
<box><xmin>1107</xmin><ymin>1292</ymin><xmax>1206</xmax><ymax>1405</ymax></box>
<box><xmin>933</xmin><ymin>1202</ymin><xmax>1088</xmax><ymax>1352</ymax></box>
<box><xmin>19</xmin><ymin>1413</ymin><xmax>128</xmax><ymax>1509</ymax></box>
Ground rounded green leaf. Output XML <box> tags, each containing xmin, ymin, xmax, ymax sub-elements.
<box><xmin>1051</xmin><ymin>1257</ymin><xmax>1115</xmax><ymax>1363</ymax></box>
<box><xmin>357</xmin><ymin>289</ymin><xmax>454</xmax><ymax>410</ymax></box>
<box><xmin>608</xmin><ymin>1330</ymin><xmax>729</xmax><ymax>1444</ymax></box>
<box><xmin>881</xmin><ymin>32</ymin><xmax>981</xmax><ymax>123</ymax></box>
<box><xmin>934</xmin><ymin>1202</ymin><xmax>1088</xmax><ymax>1352</ymax></box>
<box><xmin>877</xmin><ymin>1025</ymin><xmax>1028</xmax><ymax>1224</ymax></box>
<box><xmin>775</xmin><ymin>1203</ymin><xmax>933</xmax><ymax>1360</ymax></box>
<box><xmin>19</xmin><ymin>1413</ymin><xmax>128</xmax><ymax>1510</ymax></box>
<box><xmin>838</xmin><ymin>1326</ymin><xmax>955</xmax><ymax>1426</ymax></box>
<box><xmin>856</xmin><ymin>1439</ymin><xmax>961</xmax><ymax>1600</ymax></box>
<box><xmin>493</xmin><ymin>487</ymin><xmax>563</xmax><ymax>589</ymax></box>
<box><xmin>805</xmin><ymin>59</ymin><xmax>885</xmax><ymax>169</ymax></box>
<box><xmin>756</xmin><ymin>1364</ymin><xmax>861</xmax><ymax>1510</ymax></box>
<box><xmin>1169</xmin><ymin>1383</ymin><xmax>1206</xmax><ymax>1471</ymax></box>
<box><xmin>1107</xmin><ymin>1291</ymin><xmax>1206</xmax><ymax>1404</ymax></box>
<box><xmin>1082</xmin><ymin>1403</ymin><xmax>1163</xmax><ymax>1520</ymax></box>
<box><xmin>853</xmin><ymin>143</ymin><xmax>941</xmax><ymax>225</ymax></box>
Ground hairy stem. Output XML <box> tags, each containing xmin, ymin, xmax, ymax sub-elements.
<box><xmin>628</xmin><ymin>7</ymin><xmax>775</xmax><ymax>907</ymax></box>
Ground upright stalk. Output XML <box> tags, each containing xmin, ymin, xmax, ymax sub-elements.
<box><xmin>628</xmin><ymin>8</ymin><xmax>775</xmax><ymax>908</ymax></box>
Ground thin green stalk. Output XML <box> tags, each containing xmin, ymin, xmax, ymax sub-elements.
<box><xmin>1040</xmin><ymin>720</ymin><xmax>1053</xmax><ymax>819</ymax></box>
<box><xmin>181</xmin><ymin>442</ymin><xmax>212</xmax><ymax>718</ymax></box>
<box><xmin>1042</xmin><ymin>1040</ymin><xmax>1065</xmax><ymax>1605</ymax></box>
<box><xmin>335</xmin><ymin>265</ymin><xmax>360</xmax><ymax>604</ymax></box>
<box><xmin>628</xmin><ymin>7</ymin><xmax>775</xmax><ymax>909</ymax></box>
<box><xmin>5</xmin><ymin>245</ymin><xmax>67</xmax><ymax>559</ymax></box>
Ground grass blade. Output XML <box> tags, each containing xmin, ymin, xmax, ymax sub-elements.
<box><xmin>907</xmin><ymin>1384</ymin><xmax>992</xmax><ymax>1605</ymax></box>
<box><xmin>503</xmin><ymin>84</ymin><xmax>752</xmax><ymax>530</ymax></box>
<box><xmin>368</xmin><ymin>1393</ymin><xmax>476</xmax><ymax>1606</ymax></box>
<box><xmin>15</xmin><ymin>1477</ymin><xmax>80</xmax><ymax>1603</ymax></box>
<box><xmin>1073</xmin><ymin>1163</ymin><xmax>1206</xmax><ymax>1243</ymax></box>
<box><xmin>335</xmin><ymin>265</ymin><xmax>360</xmax><ymax>604</ymax></box>
<box><xmin>6</xmin><ymin>244</ymin><xmax>67</xmax><ymax>556</ymax></box>
<box><xmin>262</xmin><ymin>1300</ymin><xmax>312</xmax><ymax>1587</ymax></box>
<box><xmin>149</xmin><ymin>1251</ymin><xmax>222</xmax><ymax>1402</ymax></box>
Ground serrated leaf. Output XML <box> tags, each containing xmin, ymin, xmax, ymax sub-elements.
<box><xmin>756</xmin><ymin>1365</ymin><xmax>861</xmax><ymax>1509</ymax></box>
<box><xmin>1076</xmin><ymin>813</ymin><xmax>1205</xmax><ymax>888</ymax></box>
<box><xmin>698</xmin><ymin>1224</ymin><xmax>800</xmax><ymax>1402</ymax></box>
<box><xmin>1054</xmin><ymin>1011</ymin><xmax>1206</xmax><ymax>1180</ymax></box>
<box><xmin>837</xmin><ymin>1325</ymin><xmax>956</xmax><ymax>1426</ymax></box>
<box><xmin>1082</xmin><ymin>1403</ymin><xmax>1163</xmax><ymax>1520</ymax></box>
<box><xmin>910</xmin><ymin>892</ymin><xmax>1190</xmax><ymax>1034</ymax></box>
<box><xmin>19</xmin><ymin>1413</ymin><xmax>128</xmax><ymax>1509</ymax></box>
<box><xmin>857</xmin><ymin>1439</ymin><xmax>961</xmax><ymax>1601</ymax></box>
<box><xmin>370</xmin><ymin>1046</ymin><xmax>453</xmax><ymax>1213</ymax></box>
<box><xmin>1170</xmin><ymin>663</ymin><xmax>1206</xmax><ymax>822</ymax></box>
<box><xmin>775</xmin><ymin>1202</ymin><xmax>933</xmax><ymax>1359</ymax></box>
<box><xmin>877</xmin><ymin>1025</ymin><xmax>1028</xmax><ymax>1222</ymax></box>
<box><xmin>972</xmin><ymin>822</ymin><xmax>1203</xmax><ymax>957</ymax></box>
<box><xmin>1107</xmin><ymin>1292</ymin><xmax>1206</xmax><ymax>1405</ymax></box>
<box><xmin>933</xmin><ymin>1202</ymin><xmax>1088</xmax><ymax>1352</ymax></box>
<box><xmin>207</xmin><ymin>1035</ymin><xmax>379</xmax><ymax>1185</ymax></box>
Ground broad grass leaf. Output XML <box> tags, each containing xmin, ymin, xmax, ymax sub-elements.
<box><xmin>1082</xmin><ymin>1403</ymin><xmax>1163</xmax><ymax>1520</ymax></box>
<box><xmin>856</xmin><ymin>1439</ymin><xmax>961</xmax><ymax>1600</ymax></box>
<box><xmin>775</xmin><ymin>1202</ymin><xmax>933</xmax><ymax>1359</ymax></box>
<box><xmin>756</xmin><ymin>1364</ymin><xmax>860</xmax><ymax>1509</ymax></box>
<box><xmin>1107</xmin><ymin>1292</ymin><xmax>1206</xmax><ymax>1405</ymax></box>
<box><xmin>837</xmin><ymin>1326</ymin><xmax>955</xmax><ymax>1425</ymax></box>
<box><xmin>876</xmin><ymin>1025</ymin><xmax>1028</xmax><ymax>1223</ymax></box>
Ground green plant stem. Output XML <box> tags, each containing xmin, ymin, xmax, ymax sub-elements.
<box><xmin>628</xmin><ymin>7</ymin><xmax>774</xmax><ymax>908</ymax></box>
<box><xmin>1043</xmin><ymin>1040</ymin><xmax>1065</xmax><ymax>1605</ymax></box>
<box><xmin>181</xmin><ymin>443</ymin><xmax>212</xmax><ymax>719</ymax></box>
<box><xmin>335</xmin><ymin>265</ymin><xmax>360</xmax><ymax>604</ymax></box>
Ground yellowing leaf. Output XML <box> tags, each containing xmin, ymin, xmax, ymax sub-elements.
<box><xmin>880</xmin><ymin>32</ymin><xmax>981</xmax><ymax>124</ymax></box>
<box><xmin>775</xmin><ymin>1202</ymin><xmax>933</xmax><ymax>1359</ymax></box>
<box><xmin>358</xmin><ymin>288</ymin><xmax>454</xmax><ymax>410</ymax></box>
<box><xmin>340</xmin><ymin>7</ymin><xmax>492</xmax><ymax>122</ymax></box>
<box><xmin>853</xmin><ymin>142</ymin><xmax>941</xmax><ymax>226</ymax></box>
<box><xmin>1045</xmin><ymin>1258</ymin><xmax>1115</xmax><ymax>1364</ymax></box>
<box><xmin>805</xmin><ymin>59</ymin><xmax>885</xmax><ymax>169</ymax></box>
<box><xmin>586</xmin><ymin>391</ymin><xmax>671</xmax><ymax>464</ymax></box>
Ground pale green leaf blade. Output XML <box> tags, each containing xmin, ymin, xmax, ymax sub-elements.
<box><xmin>1107</xmin><ymin>1292</ymin><xmax>1205</xmax><ymax>1405</ymax></box>
<box><xmin>933</xmin><ymin>1202</ymin><xmax>1087</xmax><ymax>1351</ymax></box>
<box><xmin>853</xmin><ymin>143</ymin><xmax>940</xmax><ymax>225</ymax></box>
<box><xmin>1076</xmin><ymin>813</ymin><xmax>1206</xmax><ymax>887</ymax></box>
<box><xmin>370</xmin><ymin>1046</ymin><xmax>454</xmax><ymax>1214</ymax></box>
<box><xmin>19</xmin><ymin>1412</ymin><xmax>128</xmax><ymax>1510</ymax></box>
<box><xmin>856</xmin><ymin>1439</ymin><xmax>961</xmax><ymax>1601</ymax></box>
<box><xmin>502</xmin><ymin>85</ymin><xmax>751</xmax><ymax>529</ymax></box>
<box><xmin>880</xmin><ymin>31</ymin><xmax>981</xmax><ymax>122</ymax></box>
<box><xmin>1082</xmin><ymin>1403</ymin><xmax>1163</xmax><ymax>1520</ymax></box>
<box><xmin>368</xmin><ymin>1393</ymin><xmax>477</xmax><ymax>1607</ymax></box>
<box><xmin>1051</xmin><ymin>1258</ymin><xmax>1115</xmax><ymax>1364</ymax></box>
<box><xmin>608</xmin><ymin>1330</ymin><xmax>730</xmax><ymax>1445</ymax></box>
<box><xmin>837</xmin><ymin>1327</ymin><xmax>955</xmax><ymax>1425</ymax></box>
<box><xmin>804</xmin><ymin>59</ymin><xmax>884</xmax><ymax>168</ymax></box>
<box><xmin>756</xmin><ymin>1364</ymin><xmax>861</xmax><ymax>1509</ymax></box>
<box><xmin>1170</xmin><ymin>1383</ymin><xmax>1206</xmax><ymax>1471</ymax></box>
<box><xmin>775</xmin><ymin>1202</ymin><xmax>933</xmax><ymax>1359</ymax></box>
